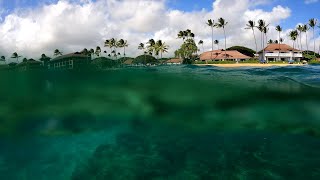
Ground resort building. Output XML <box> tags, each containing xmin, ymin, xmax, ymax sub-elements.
<box><xmin>259</xmin><ymin>44</ymin><xmax>303</xmax><ymax>62</ymax></box>
<box><xmin>200</xmin><ymin>50</ymin><xmax>251</xmax><ymax>62</ymax></box>
<box><xmin>166</xmin><ymin>58</ymin><xmax>183</xmax><ymax>65</ymax></box>
<box><xmin>48</xmin><ymin>52</ymin><xmax>90</xmax><ymax>70</ymax></box>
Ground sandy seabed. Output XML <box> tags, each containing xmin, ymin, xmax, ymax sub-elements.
<box><xmin>196</xmin><ymin>63</ymin><xmax>306</xmax><ymax>68</ymax></box>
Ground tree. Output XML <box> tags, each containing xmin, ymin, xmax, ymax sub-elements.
<box><xmin>39</xmin><ymin>54</ymin><xmax>51</xmax><ymax>67</ymax></box>
<box><xmin>95</xmin><ymin>46</ymin><xmax>101</xmax><ymax>57</ymax></box>
<box><xmin>11</xmin><ymin>52</ymin><xmax>21</xmax><ymax>63</ymax></box>
<box><xmin>227</xmin><ymin>46</ymin><xmax>256</xmax><ymax>57</ymax></box>
<box><xmin>214</xmin><ymin>40</ymin><xmax>219</xmax><ymax>50</ymax></box>
<box><xmin>280</xmin><ymin>38</ymin><xmax>284</xmax><ymax>44</ymax></box>
<box><xmin>296</xmin><ymin>24</ymin><xmax>304</xmax><ymax>50</ymax></box>
<box><xmin>245</xmin><ymin>20</ymin><xmax>258</xmax><ymax>53</ymax></box>
<box><xmin>155</xmin><ymin>40</ymin><xmax>169</xmax><ymax>59</ymax></box>
<box><xmin>105</xmin><ymin>38</ymin><xmax>118</xmax><ymax>60</ymax></box>
<box><xmin>275</xmin><ymin>25</ymin><xmax>282</xmax><ymax>60</ymax></box>
<box><xmin>289</xmin><ymin>30</ymin><xmax>298</xmax><ymax>49</ymax></box>
<box><xmin>54</xmin><ymin>49</ymin><xmax>63</xmax><ymax>57</ymax></box>
<box><xmin>302</xmin><ymin>24</ymin><xmax>309</xmax><ymax>53</ymax></box>
<box><xmin>22</xmin><ymin>58</ymin><xmax>28</xmax><ymax>62</ymax></box>
<box><xmin>215</xmin><ymin>17</ymin><xmax>228</xmax><ymax>59</ymax></box>
<box><xmin>207</xmin><ymin>19</ymin><xmax>215</xmax><ymax>61</ymax></box>
<box><xmin>257</xmin><ymin>19</ymin><xmax>268</xmax><ymax>62</ymax></box>
<box><xmin>267</xmin><ymin>39</ymin><xmax>273</xmax><ymax>44</ymax></box>
<box><xmin>309</xmin><ymin>18</ymin><xmax>317</xmax><ymax>56</ymax></box>
<box><xmin>117</xmin><ymin>39</ymin><xmax>129</xmax><ymax>59</ymax></box>
<box><xmin>147</xmin><ymin>39</ymin><xmax>156</xmax><ymax>57</ymax></box>
<box><xmin>138</xmin><ymin>43</ymin><xmax>146</xmax><ymax>64</ymax></box>
<box><xmin>0</xmin><ymin>56</ymin><xmax>5</xmax><ymax>64</ymax></box>
<box><xmin>175</xmin><ymin>39</ymin><xmax>198</xmax><ymax>60</ymax></box>
<box><xmin>274</xmin><ymin>40</ymin><xmax>279</xmax><ymax>44</ymax></box>
<box><xmin>198</xmin><ymin>40</ymin><xmax>204</xmax><ymax>53</ymax></box>
<box><xmin>89</xmin><ymin>49</ymin><xmax>95</xmax><ymax>59</ymax></box>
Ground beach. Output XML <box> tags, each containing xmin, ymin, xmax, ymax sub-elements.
<box><xmin>196</xmin><ymin>63</ymin><xmax>306</xmax><ymax>68</ymax></box>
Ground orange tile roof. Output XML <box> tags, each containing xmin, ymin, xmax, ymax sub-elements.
<box><xmin>200</xmin><ymin>50</ymin><xmax>251</xmax><ymax>61</ymax></box>
<box><xmin>166</xmin><ymin>58</ymin><xmax>182</xmax><ymax>63</ymax></box>
<box><xmin>262</xmin><ymin>44</ymin><xmax>301</xmax><ymax>52</ymax></box>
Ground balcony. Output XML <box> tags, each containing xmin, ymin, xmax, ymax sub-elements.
<box><xmin>264</xmin><ymin>52</ymin><xmax>302</xmax><ymax>58</ymax></box>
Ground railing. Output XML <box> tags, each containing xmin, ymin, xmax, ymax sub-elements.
<box><xmin>264</xmin><ymin>52</ymin><xmax>302</xmax><ymax>57</ymax></box>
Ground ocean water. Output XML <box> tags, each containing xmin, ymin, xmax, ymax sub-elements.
<box><xmin>1</xmin><ymin>65</ymin><xmax>320</xmax><ymax>179</ymax></box>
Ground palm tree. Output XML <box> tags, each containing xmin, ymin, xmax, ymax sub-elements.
<box><xmin>54</xmin><ymin>49</ymin><xmax>62</xmax><ymax>57</ymax></box>
<box><xmin>267</xmin><ymin>39</ymin><xmax>273</xmax><ymax>44</ymax></box>
<box><xmin>138</xmin><ymin>43</ymin><xmax>146</xmax><ymax>64</ymax></box>
<box><xmin>207</xmin><ymin>19</ymin><xmax>215</xmax><ymax>60</ymax></box>
<box><xmin>302</xmin><ymin>24</ymin><xmax>309</xmax><ymax>53</ymax></box>
<box><xmin>155</xmin><ymin>40</ymin><xmax>169</xmax><ymax>60</ymax></box>
<box><xmin>0</xmin><ymin>56</ymin><xmax>5</xmax><ymax>64</ymax></box>
<box><xmin>257</xmin><ymin>19</ymin><xmax>268</xmax><ymax>62</ymax></box>
<box><xmin>245</xmin><ymin>20</ymin><xmax>258</xmax><ymax>53</ymax></box>
<box><xmin>309</xmin><ymin>18</ymin><xmax>318</xmax><ymax>56</ymax></box>
<box><xmin>296</xmin><ymin>25</ymin><xmax>304</xmax><ymax>50</ymax></box>
<box><xmin>95</xmin><ymin>46</ymin><xmax>101</xmax><ymax>57</ymax></box>
<box><xmin>274</xmin><ymin>40</ymin><xmax>279</xmax><ymax>44</ymax></box>
<box><xmin>275</xmin><ymin>25</ymin><xmax>282</xmax><ymax>60</ymax></box>
<box><xmin>289</xmin><ymin>30</ymin><xmax>298</xmax><ymax>49</ymax></box>
<box><xmin>11</xmin><ymin>52</ymin><xmax>21</xmax><ymax>63</ymax></box>
<box><xmin>105</xmin><ymin>38</ymin><xmax>118</xmax><ymax>60</ymax></box>
<box><xmin>117</xmin><ymin>39</ymin><xmax>129</xmax><ymax>59</ymax></box>
<box><xmin>147</xmin><ymin>39</ymin><xmax>156</xmax><ymax>56</ymax></box>
<box><xmin>280</xmin><ymin>38</ymin><xmax>284</xmax><ymax>44</ymax></box>
<box><xmin>198</xmin><ymin>40</ymin><xmax>204</xmax><ymax>53</ymax></box>
<box><xmin>177</xmin><ymin>31</ymin><xmax>185</xmax><ymax>41</ymax></box>
<box><xmin>39</xmin><ymin>54</ymin><xmax>51</xmax><ymax>66</ymax></box>
<box><xmin>89</xmin><ymin>48</ymin><xmax>95</xmax><ymax>59</ymax></box>
<box><xmin>214</xmin><ymin>40</ymin><xmax>219</xmax><ymax>49</ymax></box>
<box><xmin>215</xmin><ymin>17</ymin><xmax>228</xmax><ymax>59</ymax></box>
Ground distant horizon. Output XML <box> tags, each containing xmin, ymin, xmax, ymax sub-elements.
<box><xmin>0</xmin><ymin>0</ymin><xmax>319</xmax><ymax>60</ymax></box>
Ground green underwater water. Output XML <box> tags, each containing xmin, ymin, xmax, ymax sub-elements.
<box><xmin>1</xmin><ymin>65</ymin><xmax>320</xmax><ymax>179</ymax></box>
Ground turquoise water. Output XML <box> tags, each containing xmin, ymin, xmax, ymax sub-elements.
<box><xmin>1</xmin><ymin>65</ymin><xmax>320</xmax><ymax>179</ymax></box>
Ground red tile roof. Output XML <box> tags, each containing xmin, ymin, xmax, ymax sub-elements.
<box><xmin>262</xmin><ymin>44</ymin><xmax>301</xmax><ymax>52</ymax></box>
<box><xmin>200</xmin><ymin>50</ymin><xmax>251</xmax><ymax>61</ymax></box>
<box><xmin>166</xmin><ymin>58</ymin><xmax>182</xmax><ymax>63</ymax></box>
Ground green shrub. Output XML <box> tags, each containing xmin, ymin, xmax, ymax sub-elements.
<box><xmin>133</xmin><ymin>55</ymin><xmax>157</xmax><ymax>64</ymax></box>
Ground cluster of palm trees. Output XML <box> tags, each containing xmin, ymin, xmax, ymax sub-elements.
<box><xmin>289</xmin><ymin>18</ymin><xmax>318</xmax><ymax>56</ymax></box>
<box><xmin>175</xmin><ymin>29</ymin><xmax>198</xmax><ymax>60</ymax></box>
<box><xmin>205</xmin><ymin>18</ymin><xmax>228</xmax><ymax>59</ymax></box>
<box><xmin>104</xmin><ymin>38</ymin><xmax>129</xmax><ymax>60</ymax></box>
<box><xmin>138</xmin><ymin>39</ymin><xmax>169</xmax><ymax>60</ymax></box>
<box><xmin>246</xmin><ymin>18</ymin><xmax>319</xmax><ymax>57</ymax></box>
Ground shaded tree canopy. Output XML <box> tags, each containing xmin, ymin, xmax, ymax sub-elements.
<box><xmin>133</xmin><ymin>55</ymin><xmax>157</xmax><ymax>64</ymax></box>
<box><xmin>227</xmin><ymin>46</ymin><xmax>256</xmax><ymax>57</ymax></box>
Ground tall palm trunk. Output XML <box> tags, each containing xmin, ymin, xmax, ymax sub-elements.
<box><xmin>306</xmin><ymin>32</ymin><xmax>309</xmax><ymax>53</ymax></box>
<box><xmin>299</xmin><ymin>30</ymin><xmax>302</xmax><ymax>50</ymax></box>
<box><xmin>313</xmin><ymin>28</ymin><xmax>316</xmax><ymax>56</ymax></box>
<box><xmin>278</xmin><ymin>31</ymin><xmax>281</xmax><ymax>60</ymax></box>
<box><xmin>211</xmin><ymin>27</ymin><xmax>213</xmax><ymax>62</ymax></box>
<box><xmin>223</xmin><ymin>27</ymin><xmax>227</xmax><ymax>59</ymax></box>
<box><xmin>252</xmin><ymin>28</ymin><xmax>258</xmax><ymax>54</ymax></box>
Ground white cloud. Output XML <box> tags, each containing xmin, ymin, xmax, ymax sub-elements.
<box><xmin>305</xmin><ymin>0</ymin><xmax>318</xmax><ymax>4</ymax></box>
<box><xmin>0</xmin><ymin>0</ymin><xmax>318</xmax><ymax>61</ymax></box>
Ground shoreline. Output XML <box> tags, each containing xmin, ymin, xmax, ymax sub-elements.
<box><xmin>195</xmin><ymin>63</ymin><xmax>306</xmax><ymax>68</ymax></box>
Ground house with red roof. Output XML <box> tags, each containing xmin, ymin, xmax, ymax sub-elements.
<box><xmin>200</xmin><ymin>50</ymin><xmax>251</xmax><ymax>62</ymax></box>
<box><xmin>259</xmin><ymin>44</ymin><xmax>303</xmax><ymax>62</ymax></box>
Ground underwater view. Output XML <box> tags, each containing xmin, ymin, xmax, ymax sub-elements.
<box><xmin>1</xmin><ymin>65</ymin><xmax>320</xmax><ymax>179</ymax></box>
